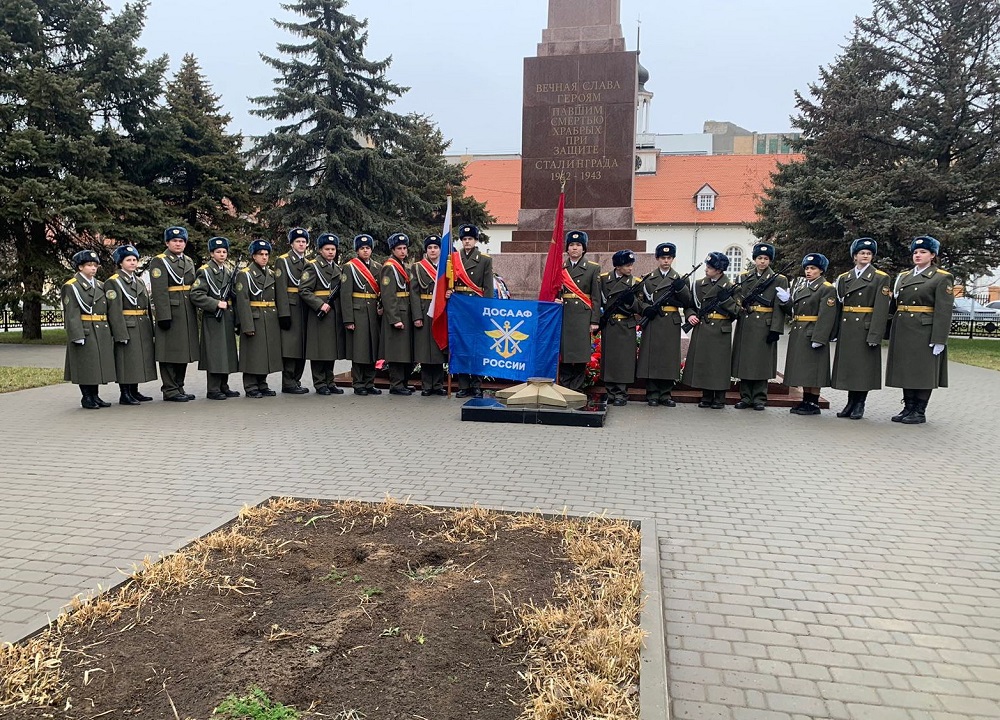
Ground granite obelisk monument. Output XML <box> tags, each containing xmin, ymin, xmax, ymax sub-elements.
<box><xmin>508</xmin><ymin>0</ymin><xmax>638</xmax><ymax>253</ymax></box>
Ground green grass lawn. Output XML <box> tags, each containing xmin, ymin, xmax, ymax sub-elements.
<box><xmin>0</xmin><ymin>328</ymin><xmax>67</xmax><ymax>345</ymax></box>
<box><xmin>0</xmin><ymin>366</ymin><xmax>65</xmax><ymax>393</ymax></box>
<box><xmin>948</xmin><ymin>338</ymin><xmax>1000</xmax><ymax>371</ymax></box>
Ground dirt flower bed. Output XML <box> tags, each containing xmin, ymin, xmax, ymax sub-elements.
<box><xmin>1</xmin><ymin>498</ymin><xmax>644</xmax><ymax>720</ymax></box>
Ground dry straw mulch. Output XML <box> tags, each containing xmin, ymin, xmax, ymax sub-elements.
<box><xmin>0</xmin><ymin>497</ymin><xmax>645</xmax><ymax>719</ymax></box>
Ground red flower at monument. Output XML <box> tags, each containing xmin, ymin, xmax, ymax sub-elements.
<box><xmin>584</xmin><ymin>332</ymin><xmax>602</xmax><ymax>389</ymax></box>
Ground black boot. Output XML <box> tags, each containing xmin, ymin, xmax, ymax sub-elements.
<box><xmin>891</xmin><ymin>390</ymin><xmax>914</xmax><ymax>422</ymax></box>
<box><xmin>131</xmin><ymin>384</ymin><xmax>153</xmax><ymax>402</ymax></box>
<box><xmin>900</xmin><ymin>399</ymin><xmax>927</xmax><ymax>424</ymax></box>
<box><xmin>849</xmin><ymin>392</ymin><xmax>868</xmax><ymax>420</ymax></box>
<box><xmin>119</xmin><ymin>384</ymin><xmax>140</xmax><ymax>405</ymax></box>
<box><xmin>837</xmin><ymin>391</ymin><xmax>857</xmax><ymax>418</ymax></box>
<box><xmin>81</xmin><ymin>387</ymin><xmax>100</xmax><ymax>410</ymax></box>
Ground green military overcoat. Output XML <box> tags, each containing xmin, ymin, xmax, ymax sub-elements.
<box><xmin>300</xmin><ymin>258</ymin><xmax>346</xmax><ymax>361</ymax></box>
<box><xmin>275</xmin><ymin>252</ymin><xmax>308</xmax><ymax>359</ymax></box>
<box><xmin>885</xmin><ymin>266</ymin><xmax>953</xmax><ymax>389</ymax></box>
<box><xmin>731</xmin><ymin>268</ymin><xmax>788</xmax><ymax>381</ymax></box>
<box><xmin>451</xmin><ymin>247</ymin><xmax>495</xmax><ymax>298</ymax></box>
<box><xmin>410</xmin><ymin>260</ymin><xmax>447</xmax><ymax>364</ymax></box>
<box><xmin>105</xmin><ymin>271</ymin><xmax>156</xmax><ymax>383</ymax></box>
<box><xmin>681</xmin><ymin>276</ymin><xmax>740</xmax><ymax>391</ymax></box>
<box><xmin>637</xmin><ymin>269</ymin><xmax>695</xmax><ymax>381</ymax></box>
<box><xmin>62</xmin><ymin>274</ymin><xmax>116</xmax><ymax>384</ymax></box>
<box><xmin>380</xmin><ymin>258</ymin><xmax>413</xmax><ymax>363</ymax></box>
<box><xmin>340</xmin><ymin>258</ymin><xmax>383</xmax><ymax>365</ymax></box>
<box><xmin>189</xmin><ymin>262</ymin><xmax>239</xmax><ymax>374</ymax></box>
<box><xmin>560</xmin><ymin>258</ymin><xmax>601</xmax><ymax>363</ymax></box>
<box><xmin>234</xmin><ymin>264</ymin><xmax>282</xmax><ymax>375</ymax></box>
<box><xmin>149</xmin><ymin>252</ymin><xmax>199</xmax><ymax>363</ymax></box>
<box><xmin>781</xmin><ymin>277</ymin><xmax>838</xmax><ymax>388</ymax></box>
<box><xmin>599</xmin><ymin>271</ymin><xmax>640</xmax><ymax>385</ymax></box>
<box><xmin>831</xmin><ymin>266</ymin><xmax>891</xmax><ymax>391</ymax></box>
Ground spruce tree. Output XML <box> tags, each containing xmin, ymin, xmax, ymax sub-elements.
<box><xmin>249</xmin><ymin>0</ymin><xmax>489</xmax><ymax>256</ymax></box>
<box><xmin>751</xmin><ymin>0</ymin><xmax>1000</xmax><ymax>282</ymax></box>
<box><xmin>156</xmin><ymin>54</ymin><xmax>252</xmax><ymax>263</ymax></box>
<box><xmin>0</xmin><ymin>0</ymin><xmax>167</xmax><ymax>338</ymax></box>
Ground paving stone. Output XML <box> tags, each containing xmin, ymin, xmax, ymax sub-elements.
<box><xmin>1</xmin><ymin>347</ymin><xmax>999</xmax><ymax>719</ymax></box>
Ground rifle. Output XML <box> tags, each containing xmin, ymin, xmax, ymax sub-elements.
<box><xmin>215</xmin><ymin>253</ymin><xmax>244</xmax><ymax>320</ymax></box>
<box><xmin>316</xmin><ymin>267</ymin><xmax>343</xmax><ymax>319</ymax></box>
<box><xmin>681</xmin><ymin>271</ymin><xmax>756</xmax><ymax>333</ymax></box>
<box><xmin>739</xmin><ymin>263</ymin><xmax>794</xmax><ymax>312</ymax></box>
<box><xmin>638</xmin><ymin>263</ymin><xmax>701</xmax><ymax>329</ymax></box>
<box><xmin>597</xmin><ymin>270</ymin><xmax>655</xmax><ymax>331</ymax></box>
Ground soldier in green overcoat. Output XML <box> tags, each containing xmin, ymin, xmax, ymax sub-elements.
<box><xmin>599</xmin><ymin>250</ymin><xmax>642</xmax><ymax>406</ymax></box>
<box><xmin>731</xmin><ymin>242</ymin><xmax>788</xmax><ymax>411</ymax></box>
<box><xmin>682</xmin><ymin>252</ymin><xmax>740</xmax><ymax>409</ymax></box>
<box><xmin>300</xmin><ymin>233</ymin><xmax>346</xmax><ymax>395</ymax></box>
<box><xmin>341</xmin><ymin>234</ymin><xmax>383</xmax><ymax>395</ymax></box>
<box><xmin>234</xmin><ymin>240</ymin><xmax>282</xmax><ymax>397</ymax></box>
<box><xmin>557</xmin><ymin>230</ymin><xmax>601</xmax><ymax>391</ymax></box>
<box><xmin>410</xmin><ymin>234</ymin><xmax>448</xmax><ymax>396</ymax></box>
<box><xmin>149</xmin><ymin>226</ymin><xmax>199</xmax><ymax>402</ymax></box>
<box><xmin>637</xmin><ymin>242</ymin><xmax>695</xmax><ymax>407</ymax></box>
<box><xmin>447</xmin><ymin>224</ymin><xmax>494</xmax><ymax>398</ymax></box>
<box><xmin>275</xmin><ymin>227</ymin><xmax>310</xmax><ymax>394</ymax></box>
<box><xmin>776</xmin><ymin>253</ymin><xmax>838</xmax><ymax>416</ymax></box>
<box><xmin>831</xmin><ymin>238</ymin><xmax>891</xmax><ymax>420</ymax></box>
<box><xmin>189</xmin><ymin>237</ymin><xmax>240</xmax><ymax>400</ymax></box>
<box><xmin>62</xmin><ymin>250</ymin><xmax>116</xmax><ymax>409</ymax></box>
<box><xmin>105</xmin><ymin>245</ymin><xmax>156</xmax><ymax>405</ymax></box>
<box><xmin>885</xmin><ymin>235</ymin><xmax>954</xmax><ymax>424</ymax></box>
<box><xmin>380</xmin><ymin>232</ymin><xmax>416</xmax><ymax>395</ymax></box>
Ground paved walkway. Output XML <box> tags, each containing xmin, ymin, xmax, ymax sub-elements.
<box><xmin>1</xmin><ymin>344</ymin><xmax>998</xmax><ymax>719</ymax></box>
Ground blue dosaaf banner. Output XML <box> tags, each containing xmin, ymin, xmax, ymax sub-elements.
<box><xmin>447</xmin><ymin>295</ymin><xmax>562</xmax><ymax>382</ymax></box>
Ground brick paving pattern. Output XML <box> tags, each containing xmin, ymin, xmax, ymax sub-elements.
<box><xmin>1</xmin><ymin>345</ymin><xmax>998</xmax><ymax>719</ymax></box>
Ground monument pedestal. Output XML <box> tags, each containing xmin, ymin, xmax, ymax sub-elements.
<box><xmin>508</xmin><ymin>228</ymin><xmax>637</xmax><ymax>253</ymax></box>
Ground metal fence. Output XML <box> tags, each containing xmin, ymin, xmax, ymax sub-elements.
<box><xmin>951</xmin><ymin>317</ymin><xmax>1000</xmax><ymax>339</ymax></box>
<box><xmin>0</xmin><ymin>308</ymin><xmax>65</xmax><ymax>332</ymax></box>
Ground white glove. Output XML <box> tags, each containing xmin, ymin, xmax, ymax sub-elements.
<box><xmin>811</xmin><ymin>342</ymin><xmax>822</xmax><ymax>349</ymax></box>
<box><xmin>73</xmin><ymin>338</ymin><xmax>84</xmax><ymax>345</ymax></box>
<box><xmin>775</xmin><ymin>287</ymin><xmax>790</xmax><ymax>302</ymax></box>
<box><xmin>868</xmin><ymin>342</ymin><xmax>879</xmax><ymax>348</ymax></box>
<box><xmin>931</xmin><ymin>343</ymin><xmax>945</xmax><ymax>356</ymax></box>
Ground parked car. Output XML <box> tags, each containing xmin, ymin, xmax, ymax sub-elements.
<box><xmin>987</xmin><ymin>300</ymin><xmax>1000</xmax><ymax>311</ymax></box>
<box><xmin>952</xmin><ymin>296</ymin><xmax>1000</xmax><ymax>320</ymax></box>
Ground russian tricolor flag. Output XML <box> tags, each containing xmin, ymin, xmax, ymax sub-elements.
<box><xmin>430</xmin><ymin>195</ymin><xmax>453</xmax><ymax>351</ymax></box>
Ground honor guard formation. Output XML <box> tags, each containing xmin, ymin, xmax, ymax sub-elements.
<box><xmin>64</xmin><ymin>227</ymin><xmax>953</xmax><ymax>424</ymax></box>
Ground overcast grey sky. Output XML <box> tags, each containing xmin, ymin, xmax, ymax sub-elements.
<box><xmin>107</xmin><ymin>0</ymin><xmax>873</xmax><ymax>154</ymax></box>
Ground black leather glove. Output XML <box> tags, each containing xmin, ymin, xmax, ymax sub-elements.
<box><xmin>157</xmin><ymin>319</ymin><xmax>171</xmax><ymax>331</ymax></box>
<box><xmin>766</xmin><ymin>330</ymin><xmax>780</xmax><ymax>344</ymax></box>
<box><xmin>278</xmin><ymin>316</ymin><xmax>292</xmax><ymax>331</ymax></box>
<box><xmin>672</xmin><ymin>277</ymin><xmax>687</xmax><ymax>291</ymax></box>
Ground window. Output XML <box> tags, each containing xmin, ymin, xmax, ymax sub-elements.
<box><xmin>768</xmin><ymin>137</ymin><xmax>779</xmax><ymax>154</ymax></box>
<box><xmin>725</xmin><ymin>246</ymin><xmax>744</xmax><ymax>282</ymax></box>
<box><xmin>695</xmin><ymin>183</ymin><xmax>717</xmax><ymax>212</ymax></box>
<box><xmin>756</xmin><ymin>136</ymin><xmax>767</xmax><ymax>154</ymax></box>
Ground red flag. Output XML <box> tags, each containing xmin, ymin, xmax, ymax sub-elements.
<box><xmin>538</xmin><ymin>190</ymin><xmax>566</xmax><ymax>301</ymax></box>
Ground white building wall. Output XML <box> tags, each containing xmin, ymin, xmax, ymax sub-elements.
<box><xmin>637</xmin><ymin>225</ymin><xmax>759</xmax><ymax>277</ymax></box>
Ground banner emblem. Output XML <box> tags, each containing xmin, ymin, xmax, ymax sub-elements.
<box><xmin>486</xmin><ymin>320</ymin><xmax>529</xmax><ymax>359</ymax></box>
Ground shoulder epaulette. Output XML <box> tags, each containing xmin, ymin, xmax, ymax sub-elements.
<box><xmin>838</xmin><ymin>271</ymin><xmax>850</xmax><ymax>279</ymax></box>
<box><xmin>600</xmin><ymin>272</ymin><xmax>610</xmax><ymax>279</ymax></box>
<box><xmin>108</xmin><ymin>273</ymin><xmax>119</xmax><ymax>281</ymax></box>
<box><xmin>823</xmin><ymin>281</ymin><xmax>834</xmax><ymax>287</ymax></box>
<box><xmin>198</xmin><ymin>264</ymin><xmax>208</xmax><ymax>271</ymax></box>
<box><xmin>64</xmin><ymin>278</ymin><xmax>77</xmax><ymax>286</ymax></box>
<box><xmin>156</xmin><ymin>253</ymin><xmax>166</xmax><ymax>259</ymax></box>
<box><xmin>875</xmin><ymin>269</ymin><xmax>889</xmax><ymax>276</ymax></box>
<box><xmin>481</xmin><ymin>252</ymin><xmax>490</xmax><ymax>258</ymax></box>
<box><xmin>308</xmin><ymin>258</ymin><xmax>318</xmax><ymax>264</ymax></box>
<box><xmin>240</xmin><ymin>267</ymin><xmax>250</xmax><ymax>274</ymax></box>
<box><xmin>588</xmin><ymin>261</ymin><xmax>599</xmax><ymax>267</ymax></box>
<box><xmin>279</xmin><ymin>252</ymin><xmax>289</xmax><ymax>259</ymax></box>
<box><xmin>938</xmin><ymin>269</ymin><xmax>953</xmax><ymax>277</ymax></box>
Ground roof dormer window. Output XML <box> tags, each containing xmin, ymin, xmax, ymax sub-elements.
<box><xmin>695</xmin><ymin>183</ymin><xmax>717</xmax><ymax>212</ymax></box>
